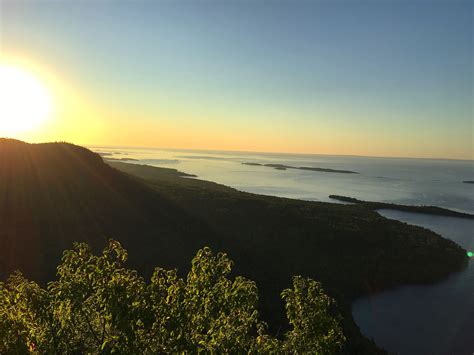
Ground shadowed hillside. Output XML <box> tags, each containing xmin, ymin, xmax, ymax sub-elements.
<box><xmin>0</xmin><ymin>139</ymin><xmax>215</xmax><ymax>283</ymax></box>
<box><xmin>0</xmin><ymin>140</ymin><xmax>468</xmax><ymax>353</ymax></box>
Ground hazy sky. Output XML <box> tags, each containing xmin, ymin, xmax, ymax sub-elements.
<box><xmin>0</xmin><ymin>0</ymin><xmax>472</xmax><ymax>159</ymax></box>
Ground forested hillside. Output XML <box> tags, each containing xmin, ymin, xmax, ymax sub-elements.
<box><xmin>0</xmin><ymin>139</ymin><xmax>467</xmax><ymax>353</ymax></box>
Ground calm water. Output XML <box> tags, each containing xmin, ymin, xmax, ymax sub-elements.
<box><xmin>353</xmin><ymin>210</ymin><xmax>474</xmax><ymax>355</ymax></box>
<box><xmin>92</xmin><ymin>146</ymin><xmax>474</xmax><ymax>213</ymax></box>
<box><xmin>92</xmin><ymin>147</ymin><xmax>474</xmax><ymax>354</ymax></box>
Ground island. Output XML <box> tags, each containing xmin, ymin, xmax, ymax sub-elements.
<box><xmin>463</xmin><ymin>180</ymin><xmax>474</xmax><ymax>184</ymax></box>
<box><xmin>242</xmin><ymin>162</ymin><xmax>358</xmax><ymax>174</ymax></box>
<box><xmin>104</xmin><ymin>157</ymin><xmax>140</xmax><ymax>162</ymax></box>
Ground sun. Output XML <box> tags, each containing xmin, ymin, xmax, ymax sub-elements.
<box><xmin>0</xmin><ymin>65</ymin><xmax>53</xmax><ymax>134</ymax></box>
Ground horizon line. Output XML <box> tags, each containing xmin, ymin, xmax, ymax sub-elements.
<box><xmin>85</xmin><ymin>143</ymin><xmax>474</xmax><ymax>163</ymax></box>
<box><xmin>1</xmin><ymin>137</ymin><xmax>471</xmax><ymax>162</ymax></box>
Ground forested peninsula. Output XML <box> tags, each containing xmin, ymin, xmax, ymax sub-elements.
<box><xmin>0</xmin><ymin>139</ymin><xmax>467</xmax><ymax>354</ymax></box>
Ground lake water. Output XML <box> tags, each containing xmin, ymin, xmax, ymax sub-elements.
<box><xmin>353</xmin><ymin>210</ymin><xmax>474</xmax><ymax>355</ymax></box>
<box><xmin>92</xmin><ymin>146</ymin><xmax>474</xmax><ymax>213</ymax></box>
<box><xmin>92</xmin><ymin>146</ymin><xmax>474</xmax><ymax>354</ymax></box>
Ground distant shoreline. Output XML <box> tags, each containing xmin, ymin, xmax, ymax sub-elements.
<box><xmin>329</xmin><ymin>195</ymin><xmax>474</xmax><ymax>219</ymax></box>
<box><xmin>86</xmin><ymin>144</ymin><xmax>474</xmax><ymax>162</ymax></box>
<box><xmin>105</xmin><ymin>157</ymin><xmax>140</xmax><ymax>162</ymax></box>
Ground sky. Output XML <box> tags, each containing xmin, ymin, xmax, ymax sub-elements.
<box><xmin>0</xmin><ymin>0</ymin><xmax>472</xmax><ymax>159</ymax></box>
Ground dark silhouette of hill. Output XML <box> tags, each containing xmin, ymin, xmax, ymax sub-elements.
<box><xmin>0</xmin><ymin>139</ymin><xmax>215</xmax><ymax>283</ymax></box>
<box><xmin>0</xmin><ymin>139</ymin><xmax>467</xmax><ymax>353</ymax></box>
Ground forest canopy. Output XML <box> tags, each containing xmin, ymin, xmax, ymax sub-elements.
<box><xmin>0</xmin><ymin>240</ymin><xmax>345</xmax><ymax>354</ymax></box>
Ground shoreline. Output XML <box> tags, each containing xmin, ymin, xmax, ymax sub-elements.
<box><xmin>109</xmin><ymin>160</ymin><xmax>468</xmax><ymax>353</ymax></box>
<box><xmin>329</xmin><ymin>195</ymin><xmax>474</xmax><ymax>219</ymax></box>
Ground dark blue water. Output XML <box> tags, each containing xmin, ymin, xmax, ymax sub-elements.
<box><xmin>353</xmin><ymin>210</ymin><xmax>474</xmax><ymax>355</ymax></box>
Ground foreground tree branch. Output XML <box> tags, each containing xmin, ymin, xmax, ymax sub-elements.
<box><xmin>0</xmin><ymin>240</ymin><xmax>345</xmax><ymax>354</ymax></box>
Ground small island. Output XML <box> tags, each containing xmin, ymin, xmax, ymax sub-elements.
<box><xmin>242</xmin><ymin>162</ymin><xmax>358</xmax><ymax>174</ymax></box>
<box><xmin>105</xmin><ymin>157</ymin><xmax>140</xmax><ymax>162</ymax></box>
<box><xmin>463</xmin><ymin>180</ymin><xmax>474</xmax><ymax>184</ymax></box>
<box><xmin>329</xmin><ymin>195</ymin><xmax>474</xmax><ymax>219</ymax></box>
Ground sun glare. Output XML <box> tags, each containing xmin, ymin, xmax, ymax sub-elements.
<box><xmin>0</xmin><ymin>65</ymin><xmax>52</xmax><ymax>134</ymax></box>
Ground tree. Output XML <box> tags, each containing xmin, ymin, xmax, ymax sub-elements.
<box><xmin>0</xmin><ymin>240</ymin><xmax>345</xmax><ymax>354</ymax></box>
<box><xmin>282</xmin><ymin>276</ymin><xmax>346</xmax><ymax>354</ymax></box>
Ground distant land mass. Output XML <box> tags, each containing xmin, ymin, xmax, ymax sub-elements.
<box><xmin>463</xmin><ymin>180</ymin><xmax>474</xmax><ymax>184</ymax></box>
<box><xmin>242</xmin><ymin>162</ymin><xmax>358</xmax><ymax>174</ymax></box>
<box><xmin>104</xmin><ymin>157</ymin><xmax>140</xmax><ymax>162</ymax></box>
<box><xmin>329</xmin><ymin>195</ymin><xmax>474</xmax><ymax>219</ymax></box>
<box><xmin>0</xmin><ymin>139</ymin><xmax>467</xmax><ymax>354</ymax></box>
